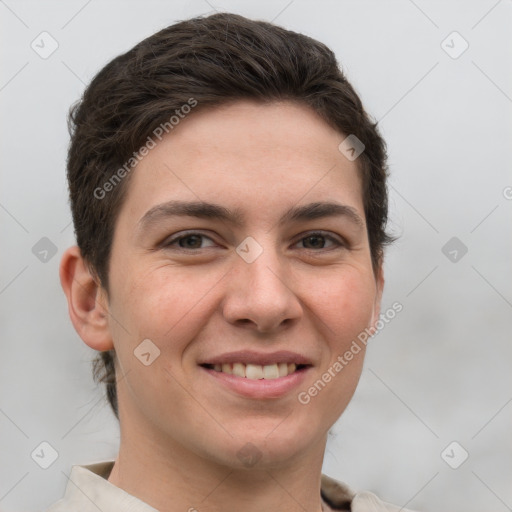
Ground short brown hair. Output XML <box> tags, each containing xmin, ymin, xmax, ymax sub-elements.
<box><xmin>67</xmin><ymin>12</ymin><xmax>393</xmax><ymax>420</ymax></box>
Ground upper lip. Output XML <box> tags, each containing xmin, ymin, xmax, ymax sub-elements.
<box><xmin>199</xmin><ymin>350</ymin><xmax>312</xmax><ymax>366</ymax></box>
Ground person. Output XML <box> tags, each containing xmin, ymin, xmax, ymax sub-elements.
<box><xmin>49</xmin><ymin>12</ymin><xmax>415</xmax><ymax>512</ymax></box>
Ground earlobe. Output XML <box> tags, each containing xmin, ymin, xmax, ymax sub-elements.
<box><xmin>59</xmin><ymin>246</ymin><xmax>114</xmax><ymax>351</ymax></box>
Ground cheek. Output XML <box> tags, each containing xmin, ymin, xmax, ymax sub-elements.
<box><xmin>308</xmin><ymin>267</ymin><xmax>377</xmax><ymax>338</ymax></box>
<box><xmin>296</xmin><ymin>271</ymin><xmax>375</xmax><ymax>424</ymax></box>
<box><xmin>109</xmin><ymin>266</ymin><xmax>221</xmax><ymax>351</ymax></box>
<box><xmin>106</xmin><ymin>269</ymin><xmax>207</xmax><ymax>421</ymax></box>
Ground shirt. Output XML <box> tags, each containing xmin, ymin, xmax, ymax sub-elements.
<box><xmin>45</xmin><ymin>460</ymin><xmax>416</xmax><ymax>511</ymax></box>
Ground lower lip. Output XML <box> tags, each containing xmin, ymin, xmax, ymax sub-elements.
<box><xmin>201</xmin><ymin>366</ymin><xmax>311</xmax><ymax>399</ymax></box>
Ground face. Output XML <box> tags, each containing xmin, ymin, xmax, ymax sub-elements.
<box><xmin>104</xmin><ymin>100</ymin><xmax>383</xmax><ymax>469</ymax></box>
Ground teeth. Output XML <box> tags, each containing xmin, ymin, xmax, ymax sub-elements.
<box><xmin>246</xmin><ymin>364</ymin><xmax>264</xmax><ymax>380</ymax></box>
<box><xmin>263</xmin><ymin>364</ymin><xmax>279</xmax><ymax>379</ymax></box>
<box><xmin>210</xmin><ymin>362</ymin><xmax>301</xmax><ymax>379</ymax></box>
<box><xmin>232</xmin><ymin>363</ymin><xmax>245</xmax><ymax>377</ymax></box>
<box><xmin>278</xmin><ymin>362</ymin><xmax>288</xmax><ymax>377</ymax></box>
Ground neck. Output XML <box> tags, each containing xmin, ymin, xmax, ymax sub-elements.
<box><xmin>108</xmin><ymin>414</ymin><xmax>327</xmax><ymax>512</ymax></box>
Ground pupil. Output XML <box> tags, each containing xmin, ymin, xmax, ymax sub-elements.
<box><xmin>305</xmin><ymin>235</ymin><xmax>324</xmax><ymax>248</ymax></box>
<box><xmin>180</xmin><ymin>235</ymin><xmax>202</xmax><ymax>248</ymax></box>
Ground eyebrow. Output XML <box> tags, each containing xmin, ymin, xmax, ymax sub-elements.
<box><xmin>137</xmin><ymin>200</ymin><xmax>364</xmax><ymax>232</ymax></box>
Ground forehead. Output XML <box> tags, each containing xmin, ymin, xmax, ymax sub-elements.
<box><xmin>118</xmin><ymin>100</ymin><xmax>364</xmax><ymax>225</ymax></box>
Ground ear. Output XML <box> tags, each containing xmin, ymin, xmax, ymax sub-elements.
<box><xmin>59</xmin><ymin>246</ymin><xmax>114</xmax><ymax>351</ymax></box>
<box><xmin>369</xmin><ymin>259</ymin><xmax>385</xmax><ymax>328</ymax></box>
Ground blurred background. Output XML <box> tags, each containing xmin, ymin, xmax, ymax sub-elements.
<box><xmin>1</xmin><ymin>1</ymin><xmax>511</xmax><ymax>511</ymax></box>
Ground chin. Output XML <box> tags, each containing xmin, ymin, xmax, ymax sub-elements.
<box><xmin>209</xmin><ymin>419</ymin><xmax>322</xmax><ymax>471</ymax></box>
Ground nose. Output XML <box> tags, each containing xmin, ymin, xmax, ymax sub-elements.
<box><xmin>221</xmin><ymin>243</ymin><xmax>303</xmax><ymax>334</ymax></box>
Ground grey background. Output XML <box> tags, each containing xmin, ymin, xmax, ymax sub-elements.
<box><xmin>1</xmin><ymin>1</ymin><xmax>511</xmax><ymax>511</ymax></box>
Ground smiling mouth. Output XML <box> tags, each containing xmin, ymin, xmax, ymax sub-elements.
<box><xmin>200</xmin><ymin>362</ymin><xmax>310</xmax><ymax>380</ymax></box>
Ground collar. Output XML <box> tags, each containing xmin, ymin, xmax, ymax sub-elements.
<box><xmin>47</xmin><ymin>460</ymin><xmax>412</xmax><ymax>512</ymax></box>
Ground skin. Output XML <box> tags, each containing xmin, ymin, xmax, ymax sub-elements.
<box><xmin>60</xmin><ymin>100</ymin><xmax>384</xmax><ymax>512</ymax></box>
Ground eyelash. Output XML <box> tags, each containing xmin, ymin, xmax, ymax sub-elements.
<box><xmin>162</xmin><ymin>231</ymin><xmax>345</xmax><ymax>252</ymax></box>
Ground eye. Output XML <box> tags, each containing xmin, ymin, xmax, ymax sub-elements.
<box><xmin>164</xmin><ymin>232</ymin><xmax>216</xmax><ymax>250</ymax></box>
<box><xmin>294</xmin><ymin>232</ymin><xmax>343</xmax><ymax>250</ymax></box>
<box><xmin>162</xmin><ymin>231</ymin><xmax>344</xmax><ymax>252</ymax></box>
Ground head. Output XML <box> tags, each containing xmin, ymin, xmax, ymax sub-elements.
<box><xmin>61</xmin><ymin>13</ymin><xmax>393</xmax><ymax>468</ymax></box>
